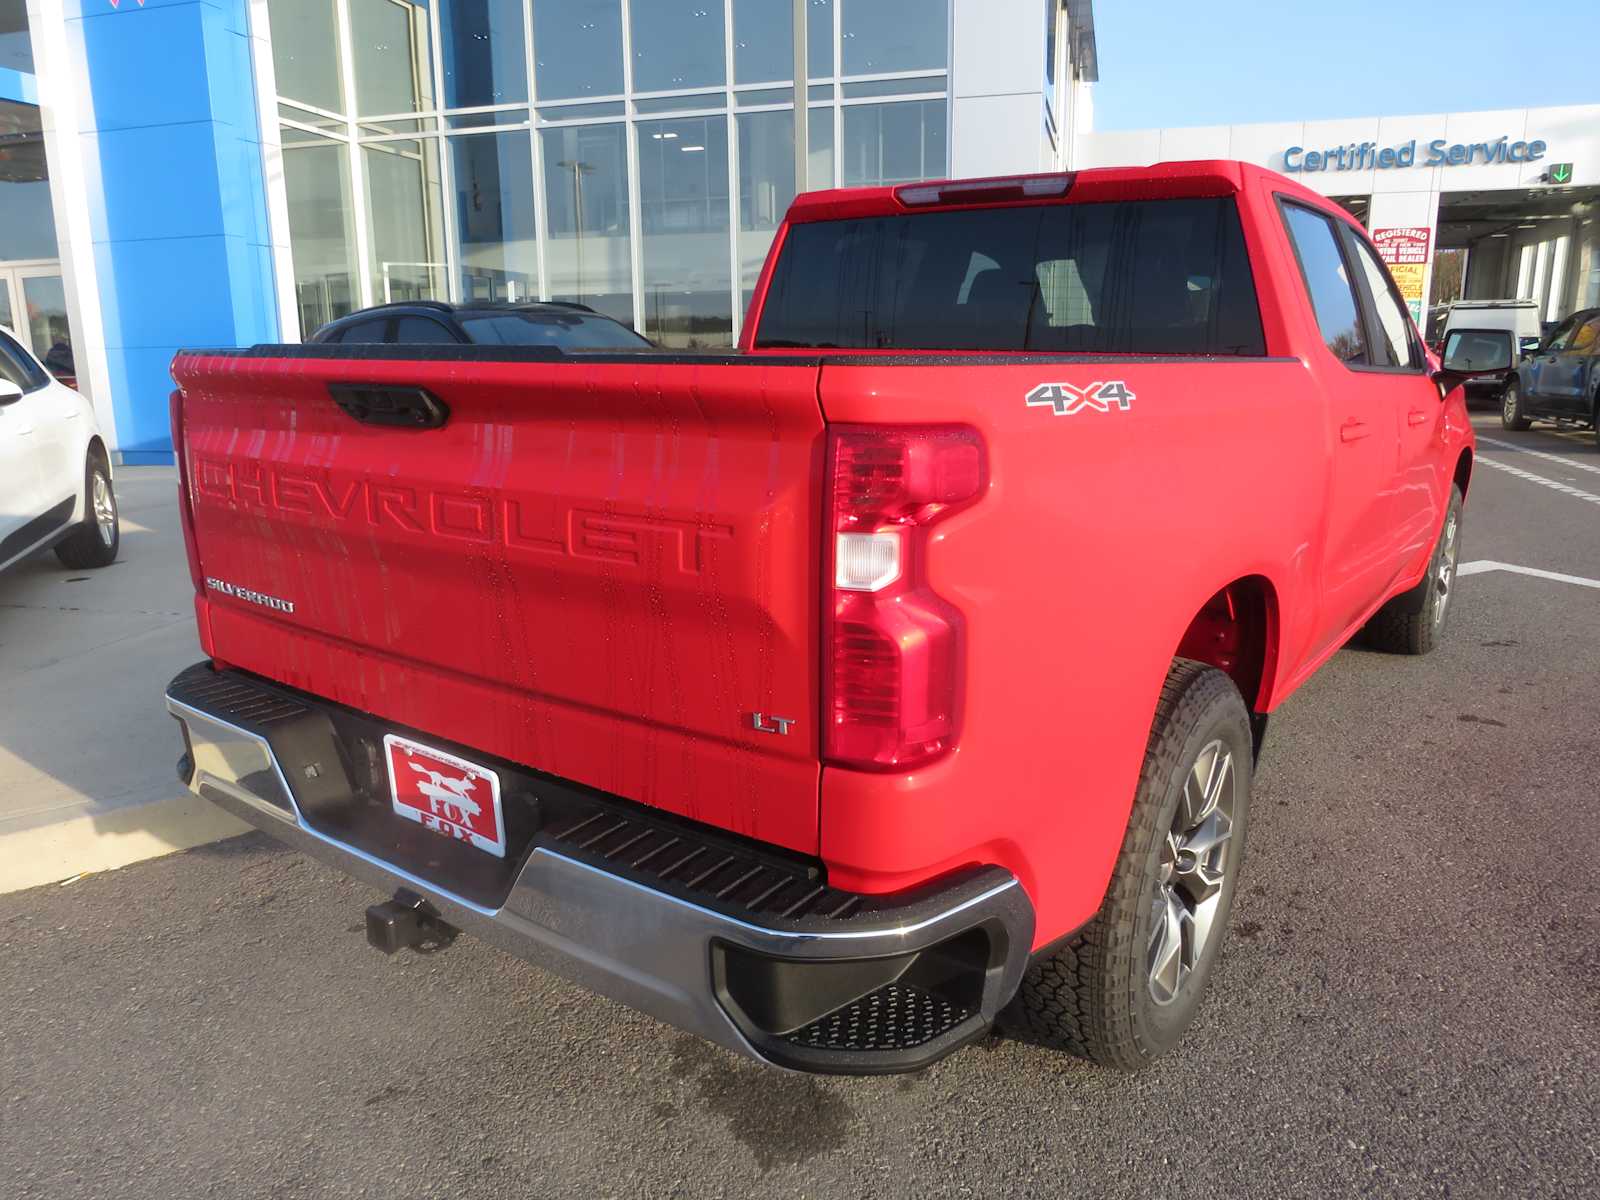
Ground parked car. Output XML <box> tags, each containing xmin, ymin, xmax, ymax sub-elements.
<box><xmin>165</xmin><ymin>161</ymin><xmax>1474</xmax><ymax>1076</ymax></box>
<box><xmin>1432</xmin><ymin>299</ymin><xmax>1543</xmax><ymax>404</ymax></box>
<box><xmin>308</xmin><ymin>300</ymin><xmax>654</xmax><ymax>351</ymax></box>
<box><xmin>0</xmin><ymin>324</ymin><xmax>119</xmax><ymax>576</ymax></box>
<box><xmin>1501</xmin><ymin>307</ymin><xmax>1600</xmax><ymax>444</ymax></box>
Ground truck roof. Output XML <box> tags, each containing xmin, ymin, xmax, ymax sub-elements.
<box><xmin>783</xmin><ymin>160</ymin><xmax>1347</xmax><ymax>225</ymax></box>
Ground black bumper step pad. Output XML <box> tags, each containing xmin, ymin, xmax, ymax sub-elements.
<box><xmin>784</xmin><ymin>983</ymin><xmax>973</xmax><ymax>1053</ymax></box>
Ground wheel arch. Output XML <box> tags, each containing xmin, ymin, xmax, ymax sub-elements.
<box><xmin>1172</xmin><ymin>575</ymin><xmax>1280</xmax><ymax>715</ymax></box>
<box><xmin>1453</xmin><ymin>446</ymin><xmax>1473</xmax><ymax>498</ymax></box>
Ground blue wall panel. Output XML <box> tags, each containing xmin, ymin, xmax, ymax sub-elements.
<box><xmin>71</xmin><ymin>0</ymin><xmax>278</xmax><ymax>464</ymax></box>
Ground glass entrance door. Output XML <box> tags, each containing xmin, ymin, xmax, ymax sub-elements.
<box><xmin>0</xmin><ymin>265</ymin><xmax>74</xmax><ymax>385</ymax></box>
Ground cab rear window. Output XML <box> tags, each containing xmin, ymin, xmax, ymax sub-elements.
<box><xmin>755</xmin><ymin>196</ymin><xmax>1265</xmax><ymax>355</ymax></box>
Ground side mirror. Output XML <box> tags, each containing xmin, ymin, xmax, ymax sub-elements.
<box><xmin>0</xmin><ymin>378</ymin><xmax>23</xmax><ymax>407</ymax></box>
<box><xmin>1430</xmin><ymin>366</ymin><xmax>1472</xmax><ymax>399</ymax></box>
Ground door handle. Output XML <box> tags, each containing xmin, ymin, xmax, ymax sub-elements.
<box><xmin>328</xmin><ymin>384</ymin><xmax>449</xmax><ymax>429</ymax></box>
<box><xmin>1339</xmin><ymin>418</ymin><xmax>1370</xmax><ymax>443</ymax></box>
<box><xmin>1407</xmin><ymin>408</ymin><xmax>1429</xmax><ymax>427</ymax></box>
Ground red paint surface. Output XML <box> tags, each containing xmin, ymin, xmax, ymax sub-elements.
<box><xmin>171</xmin><ymin>162</ymin><xmax>1474</xmax><ymax>949</ymax></box>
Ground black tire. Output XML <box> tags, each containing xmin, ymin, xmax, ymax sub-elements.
<box><xmin>1362</xmin><ymin>484</ymin><xmax>1463</xmax><ymax>656</ymax></box>
<box><xmin>1501</xmin><ymin>379</ymin><xmax>1532</xmax><ymax>430</ymax></box>
<box><xmin>54</xmin><ymin>451</ymin><xmax>119</xmax><ymax>569</ymax></box>
<box><xmin>1002</xmin><ymin>659</ymin><xmax>1253</xmax><ymax>1071</ymax></box>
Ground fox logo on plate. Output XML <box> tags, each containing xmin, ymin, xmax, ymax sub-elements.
<box><xmin>383</xmin><ymin>735</ymin><xmax>506</xmax><ymax>858</ymax></box>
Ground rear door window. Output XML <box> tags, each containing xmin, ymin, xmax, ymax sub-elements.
<box><xmin>458</xmin><ymin>312</ymin><xmax>651</xmax><ymax>350</ymax></box>
<box><xmin>755</xmin><ymin>196</ymin><xmax>1265</xmax><ymax>355</ymax></box>
<box><xmin>329</xmin><ymin>318</ymin><xmax>391</xmax><ymax>344</ymax></box>
<box><xmin>392</xmin><ymin>316</ymin><xmax>462</xmax><ymax>344</ymax></box>
<box><xmin>1281</xmin><ymin>203</ymin><xmax>1366</xmax><ymax>365</ymax></box>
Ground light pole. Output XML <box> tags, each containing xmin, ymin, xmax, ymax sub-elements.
<box><xmin>556</xmin><ymin>159</ymin><xmax>596</xmax><ymax>303</ymax></box>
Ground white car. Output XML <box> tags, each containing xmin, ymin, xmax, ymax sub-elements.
<box><xmin>0</xmin><ymin>324</ymin><xmax>119</xmax><ymax>575</ymax></box>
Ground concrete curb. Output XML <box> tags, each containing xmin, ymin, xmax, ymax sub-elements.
<box><xmin>0</xmin><ymin>796</ymin><xmax>248</xmax><ymax>895</ymax></box>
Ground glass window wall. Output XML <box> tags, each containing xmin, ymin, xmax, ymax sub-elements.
<box><xmin>842</xmin><ymin>99</ymin><xmax>945</xmax><ymax>186</ymax></box>
<box><xmin>808</xmin><ymin>105</ymin><xmax>834</xmax><ymax>189</ymax></box>
<box><xmin>532</xmin><ymin>0</ymin><xmax>624</xmax><ymax>100</ymax></box>
<box><xmin>732</xmin><ymin>0</ymin><xmax>789</xmax><ymax>85</ymax></box>
<box><xmin>629</xmin><ymin>0</ymin><xmax>725</xmax><ymax>93</ymax></box>
<box><xmin>731</xmin><ymin>0</ymin><xmax>835</xmax><ymax>84</ymax></box>
<box><xmin>540</xmin><ymin>123</ymin><xmax>634</xmax><ymax>327</ymax></box>
<box><xmin>450</xmin><ymin>132</ymin><xmax>537</xmax><ymax>301</ymax></box>
<box><xmin>441</xmin><ymin>0</ymin><xmax>528</xmax><ymax>108</ymax></box>
<box><xmin>363</xmin><ymin>138</ymin><xmax>448</xmax><ymax>301</ymax></box>
<box><xmin>22</xmin><ymin>275</ymin><xmax>69</xmax><ymax>363</ymax></box>
<box><xmin>268</xmin><ymin>0</ymin><xmax>953</xmax><ymax>339</ymax></box>
<box><xmin>0</xmin><ymin>0</ymin><xmax>34</xmax><ymax>74</ymax></box>
<box><xmin>737</xmin><ymin>109</ymin><xmax>793</xmax><ymax>310</ymax></box>
<box><xmin>268</xmin><ymin>0</ymin><xmax>344</xmax><ymax>113</ymax></box>
<box><xmin>351</xmin><ymin>0</ymin><xmax>435</xmax><ymax>115</ymax></box>
<box><xmin>809</xmin><ymin>0</ymin><xmax>833</xmax><ymax>78</ymax></box>
<box><xmin>281</xmin><ymin>130</ymin><xmax>359</xmax><ymax>333</ymax></box>
<box><xmin>0</xmin><ymin>99</ymin><xmax>56</xmax><ymax>260</ymax></box>
<box><xmin>638</xmin><ymin>115</ymin><xmax>730</xmax><ymax>347</ymax></box>
<box><xmin>840</xmin><ymin>0</ymin><xmax>947</xmax><ymax>75</ymax></box>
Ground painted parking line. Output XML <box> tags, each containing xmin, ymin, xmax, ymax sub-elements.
<box><xmin>1476</xmin><ymin>434</ymin><xmax>1600</xmax><ymax>478</ymax></box>
<box><xmin>1458</xmin><ymin>560</ymin><xmax>1600</xmax><ymax>590</ymax></box>
<box><xmin>1472</xmin><ymin>452</ymin><xmax>1600</xmax><ymax>507</ymax></box>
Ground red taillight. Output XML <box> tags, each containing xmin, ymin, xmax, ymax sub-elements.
<box><xmin>169</xmin><ymin>389</ymin><xmax>204</xmax><ymax>594</ymax></box>
<box><xmin>825</xmin><ymin>425</ymin><xmax>985</xmax><ymax>772</ymax></box>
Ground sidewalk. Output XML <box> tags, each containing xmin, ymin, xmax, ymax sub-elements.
<box><xmin>0</xmin><ymin>468</ymin><xmax>245</xmax><ymax>893</ymax></box>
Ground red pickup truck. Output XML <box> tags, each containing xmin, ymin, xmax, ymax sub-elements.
<box><xmin>166</xmin><ymin>161</ymin><xmax>1474</xmax><ymax>1075</ymax></box>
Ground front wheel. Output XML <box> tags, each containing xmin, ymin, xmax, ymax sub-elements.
<box><xmin>54</xmin><ymin>452</ymin><xmax>120</xmax><ymax>569</ymax></box>
<box><xmin>1002</xmin><ymin>660</ymin><xmax>1253</xmax><ymax>1070</ymax></box>
<box><xmin>1501</xmin><ymin>379</ymin><xmax>1532</xmax><ymax>430</ymax></box>
<box><xmin>1362</xmin><ymin>484</ymin><xmax>1463</xmax><ymax>655</ymax></box>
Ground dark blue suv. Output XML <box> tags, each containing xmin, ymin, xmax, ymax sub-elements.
<box><xmin>310</xmin><ymin>300</ymin><xmax>654</xmax><ymax>353</ymax></box>
<box><xmin>1499</xmin><ymin>308</ymin><xmax>1600</xmax><ymax>445</ymax></box>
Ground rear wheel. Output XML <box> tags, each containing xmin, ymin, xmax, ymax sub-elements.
<box><xmin>1002</xmin><ymin>660</ymin><xmax>1253</xmax><ymax>1070</ymax></box>
<box><xmin>54</xmin><ymin>451</ymin><xmax>119</xmax><ymax>569</ymax></box>
<box><xmin>1362</xmin><ymin>484</ymin><xmax>1463</xmax><ymax>656</ymax></box>
<box><xmin>1501</xmin><ymin>379</ymin><xmax>1532</xmax><ymax>430</ymax></box>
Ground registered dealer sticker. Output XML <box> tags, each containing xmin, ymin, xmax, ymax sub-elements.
<box><xmin>1025</xmin><ymin>381</ymin><xmax>1135</xmax><ymax>416</ymax></box>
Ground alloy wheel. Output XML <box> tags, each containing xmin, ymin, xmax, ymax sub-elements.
<box><xmin>93</xmin><ymin>470</ymin><xmax>117</xmax><ymax>546</ymax></box>
<box><xmin>1148</xmin><ymin>739</ymin><xmax>1237</xmax><ymax>1007</ymax></box>
<box><xmin>1432</xmin><ymin>508</ymin><xmax>1459</xmax><ymax>629</ymax></box>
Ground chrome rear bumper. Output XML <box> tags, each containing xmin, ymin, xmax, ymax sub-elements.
<box><xmin>166</xmin><ymin>667</ymin><xmax>1034</xmax><ymax>1074</ymax></box>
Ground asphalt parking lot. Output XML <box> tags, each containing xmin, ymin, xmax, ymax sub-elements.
<box><xmin>3</xmin><ymin>414</ymin><xmax>1597</xmax><ymax>1200</ymax></box>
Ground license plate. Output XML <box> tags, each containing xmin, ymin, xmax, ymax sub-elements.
<box><xmin>383</xmin><ymin>733</ymin><xmax>505</xmax><ymax>858</ymax></box>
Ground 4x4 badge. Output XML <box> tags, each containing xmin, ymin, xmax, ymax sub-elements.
<box><xmin>1026</xmin><ymin>381</ymin><xmax>1135</xmax><ymax>416</ymax></box>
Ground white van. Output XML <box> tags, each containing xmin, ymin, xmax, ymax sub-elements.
<box><xmin>1434</xmin><ymin>300</ymin><xmax>1544</xmax><ymax>403</ymax></box>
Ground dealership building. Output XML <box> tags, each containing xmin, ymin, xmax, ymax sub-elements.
<box><xmin>3</xmin><ymin>0</ymin><xmax>1597</xmax><ymax>463</ymax></box>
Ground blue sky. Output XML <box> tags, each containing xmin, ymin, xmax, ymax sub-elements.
<box><xmin>1091</xmin><ymin>1</ymin><xmax>1596</xmax><ymax>130</ymax></box>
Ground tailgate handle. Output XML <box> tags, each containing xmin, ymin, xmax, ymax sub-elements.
<box><xmin>328</xmin><ymin>384</ymin><xmax>450</xmax><ymax>430</ymax></box>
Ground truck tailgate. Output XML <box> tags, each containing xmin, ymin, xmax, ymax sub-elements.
<box><xmin>171</xmin><ymin>350</ymin><xmax>824</xmax><ymax>854</ymax></box>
